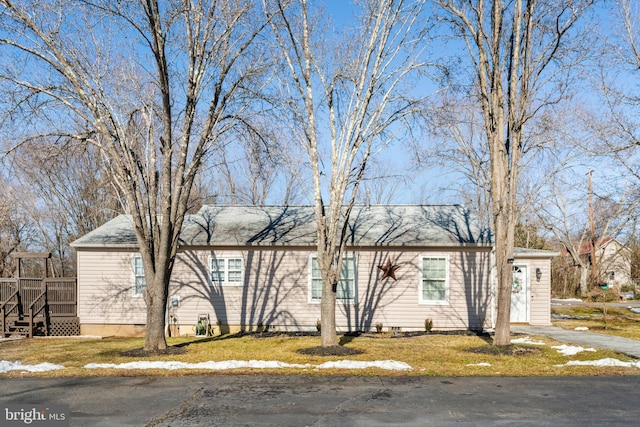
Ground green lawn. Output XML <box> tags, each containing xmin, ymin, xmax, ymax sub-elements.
<box><xmin>1</xmin><ymin>329</ymin><xmax>638</xmax><ymax>377</ymax></box>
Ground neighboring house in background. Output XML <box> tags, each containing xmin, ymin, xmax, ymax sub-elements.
<box><xmin>70</xmin><ymin>205</ymin><xmax>557</xmax><ymax>337</ymax></box>
<box><xmin>579</xmin><ymin>237</ymin><xmax>632</xmax><ymax>288</ymax></box>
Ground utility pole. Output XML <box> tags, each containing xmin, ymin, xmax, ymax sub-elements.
<box><xmin>587</xmin><ymin>170</ymin><xmax>598</xmax><ymax>285</ymax></box>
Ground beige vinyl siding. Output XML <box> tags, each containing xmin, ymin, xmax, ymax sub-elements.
<box><xmin>77</xmin><ymin>249</ymin><xmax>147</xmax><ymax>325</ymax></box>
<box><xmin>168</xmin><ymin>249</ymin><xmax>316</xmax><ymax>332</ymax></box>
<box><xmin>519</xmin><ymin>257</ymin><xmax>551</xmax><ymax>326</ymax></box>
<box><xmin>599</xmin><ymin>241</ymin><xmax>632</xmax><ymax>286</ymax></box>
<box><xmin>76</xmin><ymin>245</ymin><xmax>499</xmax><ymax>333</ymax></box>
<box><xmin>346</xmin><ymin>249</ymin><xmax>492</xmax><ymax>330</ymax></box>
<box><xmin>165</xmin><ymin>247</ymin><xmax>493</xmax><ymax>332</ymax></box>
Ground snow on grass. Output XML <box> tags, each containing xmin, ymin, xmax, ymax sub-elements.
<box><xmin>511</xmin><ymin>336</ymin><xmax>546</xmax><ymax>345</ymax></box>
<box><xmin>466</xmin><ymin>362</ymin><xmax>492</xmax><ymax>367</ymax></box>
<box><xmin>0</xmin><ymin>360</ymin><xmax>64</xmax><ymax>373</ymax></box>
<box><xmin>84</xmin><ymin>359</ymin><xmax>413</xmax><ymax>371</ymax></box>
<box><xmin>574</xmin><ymin>327</ymin><xmax>589</xmax><ymax>331</ymax></box>
<box><xmin>557</xmin><ymin>358</ymin><xmax>640</xmax><ymax>368</ymax></box>
<box><xmin>85</xmin><ymin>360</ymin><xmax>312</xmax><ymax>370</ymax></box>
<box><xmin>551</xmin><ymin>298</ymin><xmax>583</xmax><ymax>303</ymax></box>
<box><xmin>552</xmin><ymin>344</ymin><xmax>596</xmax><ymax>356</ymax></box>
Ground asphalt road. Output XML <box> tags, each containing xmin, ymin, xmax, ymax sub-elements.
<box><xmin>2</xmin><ymin>375</ymin><xmax>640</xmax><ymax>426</ymax></box>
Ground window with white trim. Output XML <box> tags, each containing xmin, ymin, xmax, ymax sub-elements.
<box><xmin>310</xmin><ymin>256</ymin><xmax>356</xmax><ymax>301</ymax></box>
<box><xmin>133</xmin><ymin>255</ymin><xmax>146</xmax><ymax>296</ymax></box>
<box><xmin>210</xmin><ymin>256</ymin><xmax>244</xmax><ymax>286</ymax></box>
<box><xmin>420</xmin><ymin>256</ymin><xmax>448</xmax><ymax>303</ymax></box>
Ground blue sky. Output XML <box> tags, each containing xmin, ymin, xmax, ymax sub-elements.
<box><xmin>1</xmin><ymin>0</ymin><xmax>636</xmax><ymax>242</ymax></box>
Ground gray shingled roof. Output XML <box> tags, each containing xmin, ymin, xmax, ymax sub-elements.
<box><xmin>71</xmin><ymin>205</ymin><xmax>491</xmax><ymax>248</ymax></box>
<box><xmin>71</xmin><ymin>214</ymin><xmax>139</xmax><ymax>248</ymax></box>
<box><xmin>514</xmin><ymin>247</ymin><xmax>560</xmax><ymax>257</ymax></box>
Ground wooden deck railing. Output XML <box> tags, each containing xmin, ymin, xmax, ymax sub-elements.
<box><xmin>29</xmin><ymin>286</ymin><xmax>48</xmax><ymax>338</ymax></box>
<box><xmin>43</xmin><ymin>278</ymin><xmax>77</xmax><ymax>317</ymax></box>
<box><xmin>0</xmin><ymin>279</ymin><xmax>20</xmax><ymax>337</ymax></box>
<box><xmin>0</xmin><ymin>277</ymin><xmax>77</xmax><ymax>337</ymax></box>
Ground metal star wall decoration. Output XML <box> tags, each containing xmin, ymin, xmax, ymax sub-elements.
<box><xmin>378</xmin><ymin>257</ymin><xmax>401</xmax><ymax>281</ymax></box>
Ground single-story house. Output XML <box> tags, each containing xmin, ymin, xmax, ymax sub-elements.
<box><xmin>71</xmin><ymin>205</ymin><xmax>556</xmax><ymax>337</ymax></box>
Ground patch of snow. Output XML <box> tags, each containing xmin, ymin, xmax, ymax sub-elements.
<box><xmin>551</xmin><ymin>298</ymin><xmax>583</xmax><ymax>303</ymax></box>
<box><xmin>466</xmin><ymin>362</ymin><xmax>492</xmax><ymax>367</ymax></box>
<box><xmin>511</xmin><ymin>336</ymin><xmax>545</xmax><ymax>345</ymax></box>
<box><xmin>551</xmin><ymin>313</ymin><xmax>589</xmax><ymax>320</ymax></box>
<box><xmin>85</xmin><ymin>360</ymin><xmax>312</xmax><ymax>370</ymax></box>
<box><xmin>0</xmin><ymin>360</ymin><xmax>64</xmax><ymax>373</ymax></box>
<box><xmin>574</xmin><ymin>327</ymin><xmax>589</xmax><ymax>331</ymax></box>
<box><xmin>85</xmin><ymin>359</ymin><xmax>413</xmax><ymax>371</ymax></box>
<box><xmin>558</xmin><ymin>358</ymin><xmax>640</xmax><ymax>368</ymax></box>
<box><xmin>552</xmin><ymin>345</ymin><xmax>596</xmax><ymax>356</ymax></box>
<box><xmin>629</xmin><ymin>308</ymin><xmax>640</xmax><ymax>314</ymax></box>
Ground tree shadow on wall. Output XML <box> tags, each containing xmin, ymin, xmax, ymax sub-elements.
<box><xmin>173</xmin><ymin>207</ymin><xmax>315</xmax><ymax>334</ymax></box>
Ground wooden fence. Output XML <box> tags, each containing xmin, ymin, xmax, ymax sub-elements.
<box><xmin>0</xmin><ymin>277</ymin><xmax>78</xmax><ymax>337</ymax></box>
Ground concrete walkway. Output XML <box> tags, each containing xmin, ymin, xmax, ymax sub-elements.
<box><xmin>512</xmin><ymin>325</ymin><xmax>640</xmax><ymax>359</ymax></box>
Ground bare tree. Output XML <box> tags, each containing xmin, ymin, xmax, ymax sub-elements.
<box><xmin>211</xmin><ymin>128</ymin><xmax>308</xmax><ymax>205</ymax></box>
<box><xmin>12</xmin><ymin>143</ymin><xmax>123</xmax><ymax>275</ymax></box>
<box><xmin>0</xmin><ymin>0</ymin><xmax>273</xmax><ymax>350</ymax></box>
<box><xmin>419</xmin><ymin>86</ymin><xmax>592</xmax><ymax>246</ymax></box>
<box><xmin>536</xmin><ymin>177</ymin><xmax>591</xmax><ymax>295</ymax></box>
<box><xmin>437</xmin><ymin>0</ymin><xmax>593</xmax><ymax>345</ymax></box>
<box><xmin>268</xmin><ymin>0</ymin><xmax>432</xmax><ymax>346</ymax></box>
<box><xmin>417</xmin><ymin>95</ymin><xmax>493</xmax><ymax>228</ymax></box>
<box><xmin>0</xmin><ymin>182</ymin><xmax>37</xmax><ymax>277</ymax></box>
<box><xmin>534</xmin><ymin>169</ymin><xmax>636</xmax><ymax>296</ymax></box>
<box><xmin>586</xmin><ymin>0</ymin><xmax>640</xmax><ymax>189</ymax></box>
<box><xmin>356</xmin><ymin>161</ymin><xmax>408</xmax><ymax>206</ymax></box>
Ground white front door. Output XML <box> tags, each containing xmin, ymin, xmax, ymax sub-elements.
<box><xmin>510</xmin><ymin>264</ymin><xmax>529</xmax><ymax>323</ymax></box>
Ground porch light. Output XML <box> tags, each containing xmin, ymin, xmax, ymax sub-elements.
<box><xmin>535</xmin><ymin>268</ymin><xmax>542</xmax><ymax>282</ymax></box>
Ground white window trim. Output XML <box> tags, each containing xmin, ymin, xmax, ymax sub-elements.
<box><xmin>209</xmin><ymin>254</ymin><xmax>245</xmax><ymax>287</ymax></box>
<box><xmin>132</xmin><ymin>254</ymin><xmax>146</xmax><ymax>297</ymax></box>
<box><xmin>308</xmin><ymin>254</ymin><xmax>357</xmax><ymax>304</ymax></box>
<box><xmin>419</xmin><ymin>254</ymin><xmax>450</xmax><ymax>305</ymax></box>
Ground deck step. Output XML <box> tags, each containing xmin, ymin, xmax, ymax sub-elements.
<box><xmin>2</xmin><ymin>316</ymin><xmax>47</xmax><ymax>337</ymax></box>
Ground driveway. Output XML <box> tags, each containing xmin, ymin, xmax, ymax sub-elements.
<box><xmin>525</xmin><ymin>299</ymin><xmax>640</xmax><ymax>358</ymax></box>
<box><xmin>2</xmin><ymin>375</ymin><xmax>640</xmax><ymax>426</ymax></box>
<box><xmin>512</xmin><ymin>325</ymin><xmax>640</xmax><ymax>358</ymax></box>
<box><xmin>551</xmin><ymin>298</ymin><xmax>640</xmax><ymax>309</ymax></box>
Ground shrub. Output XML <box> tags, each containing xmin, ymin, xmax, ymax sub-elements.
<box><xmin>621</xmin><ymin>284</ymin><xmax>635</xmax><ymax>293</ymax></box>
<box><xmin>375</xmin><ymin>322</ymin><xmax>383</xmax><ymax>333</ymax></box>
<box><xmin>425</xmin><ymin>318</ymin><xmax>433</xmax><ymax>332</ymax></box>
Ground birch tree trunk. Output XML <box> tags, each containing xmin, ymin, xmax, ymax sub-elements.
<box><xmin>438</xmin><ymin>0</ymin><xmax>592</xmax><ymax>345</ymax></box>
<box><xmin>269</xmin><ymin>0</ymin><xmax>431</xmax><ymax>347</ymax></box>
